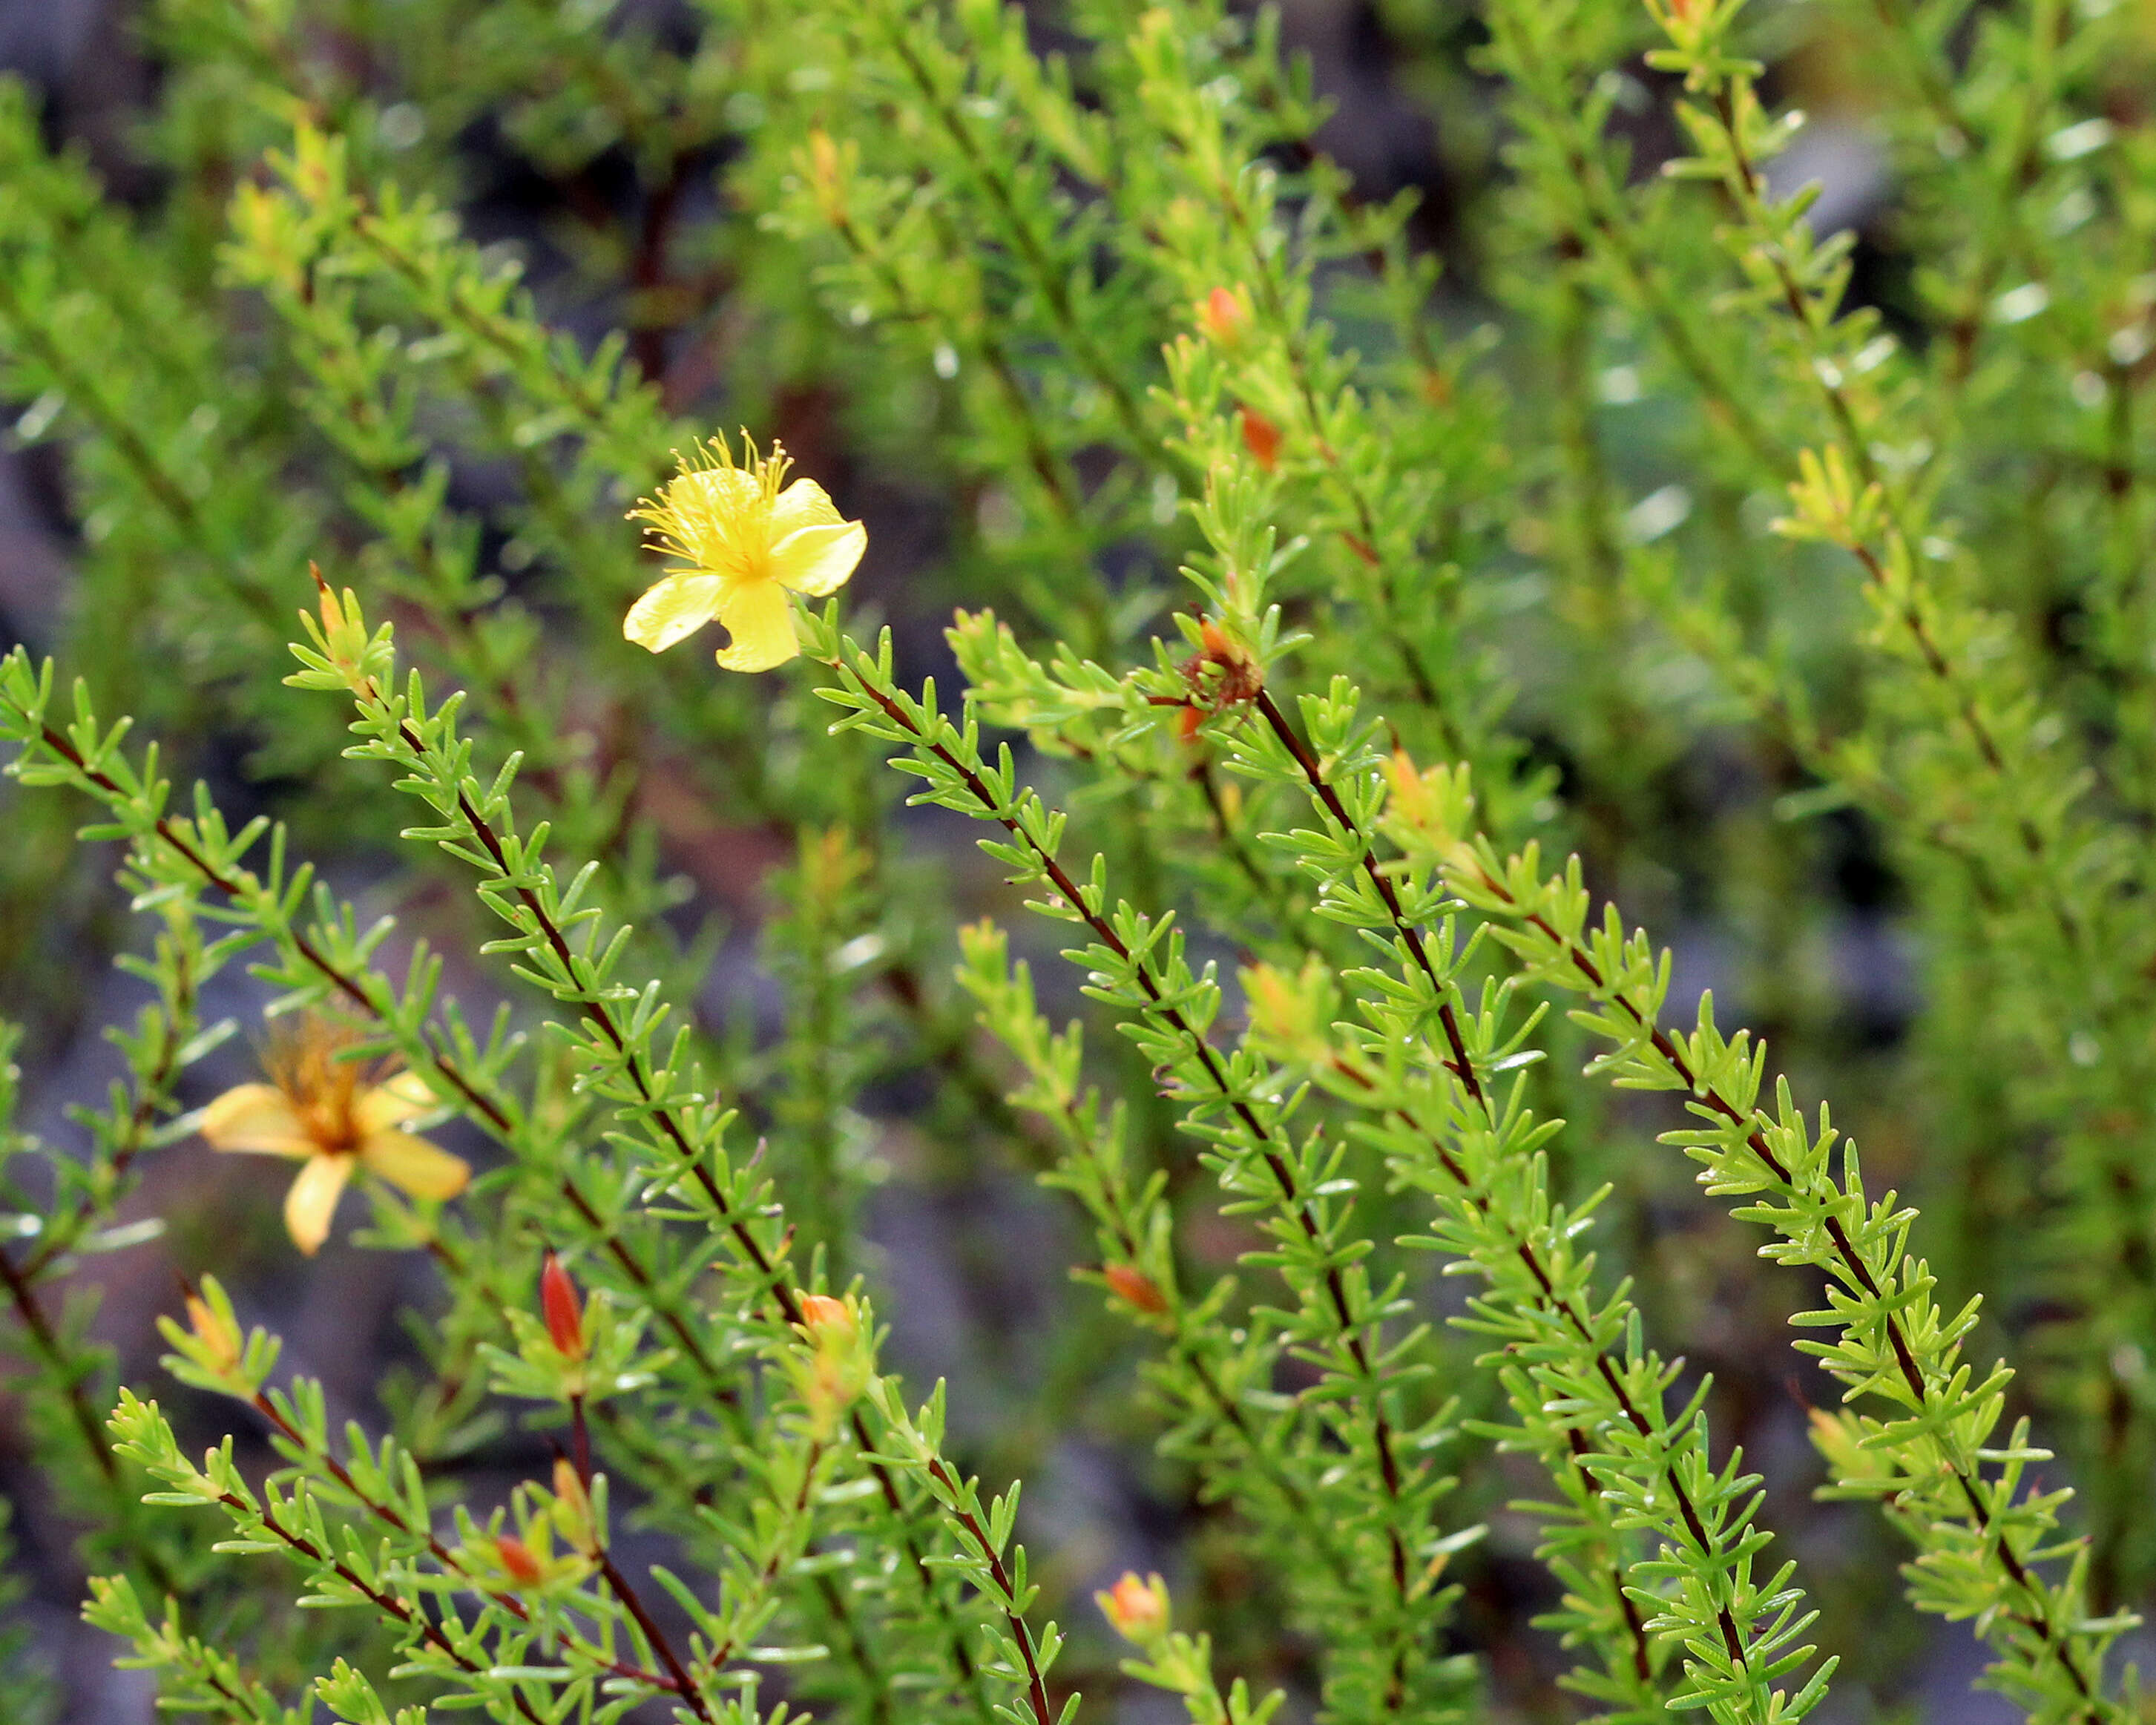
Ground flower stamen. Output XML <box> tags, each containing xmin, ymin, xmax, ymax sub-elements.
<box><xmin>624</xmin><ymin>433</ymin><xmax>866</xmax><ymax>671</ymax></box>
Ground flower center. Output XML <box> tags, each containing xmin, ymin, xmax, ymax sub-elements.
<box><xmin>295</xmin><ymin>1095</ymin><xmax>363</xmax><ymax>1155</ymax></box>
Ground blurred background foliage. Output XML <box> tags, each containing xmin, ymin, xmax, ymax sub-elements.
<box><xmin>1</xmin><ymin>0</ymin><xmax>2155</xmax><ymax>1720</ymax></box>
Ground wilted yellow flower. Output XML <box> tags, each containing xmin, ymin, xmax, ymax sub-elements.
<box><xmin>625</xmin><ymin>436</ymin><xmax>866</xmax><ymax>671</ymax></box>
<box><xmin>200</xmin><ymin>1019</ymin><xmax>469</xmax><ymax>1255</ymax></box>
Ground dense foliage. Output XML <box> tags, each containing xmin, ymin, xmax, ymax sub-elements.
<box><xmin>1</xmin><ymin>0</ymin><xmax>2153</xmax><ymax>1720</ymax></box>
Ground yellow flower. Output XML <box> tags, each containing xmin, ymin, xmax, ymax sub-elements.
<box><xmin>625</xmin><ymin>435</ymin><xmax>866</xmax><ymax>671</ymax></box>
<box><xmin>200</xmin><ymin>1019</ymin><xmax>470</xmax><ymax>1255</ymax></box>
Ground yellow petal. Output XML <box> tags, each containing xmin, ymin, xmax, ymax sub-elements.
<box><xmin>285</xmin><ymin>1153</ymin><xmax>354</xmax><ymax>1255</ymax></box>
<box><xmin>201</xmin><ymin>1083</ymin><xmax>312</xmax><ymax>1158</ymax></box>
<box><xmin>768</xmin><ymin>477</ymin><xmax>843</xmax><ymax>538</ymax></box>
<box><xmin>713</xmin><ymin>576</ymin><xmax>800</xmax><ymax>671</ymax></box>
<box><xmin>354</xmin><ymin>1071</ymin><xmax>434</xmax><ymax>1137</ymax></box>
<box><xmin>624</xmin><ymin>572</ymin><xmax>726</xmax><ymax>653</ymax></box>
<box><xmin>361</xmin><ymin>1130</ymin><xmax>471</xmax><ymax>1201</ymax></box>
<box><xmin>772</xmin><ymin>519</ymin><xmax>867</xmax><ymax>599</ymax></box>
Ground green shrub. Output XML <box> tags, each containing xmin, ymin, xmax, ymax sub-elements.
<box><xmin>0</xmin><ymin>0</ymin><xmax>2152</xmax><ymax>1720</ymax></box>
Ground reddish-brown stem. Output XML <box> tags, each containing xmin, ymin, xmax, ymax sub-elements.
<box><xmin>30</xmin><ymin>720</ymin><xmax>743</xmax><ymax>1391</ymax></box>
<box><xmin>0</xmin><ymin>943</ymin><xmax>190</xmax><ymax>1519</ymax></box>
<box><xmin>1254</xmin><ymin>684</ymin><xmax>1753</xmax><ymax>1668</ymax></box>
<box><xmin>924</xmin><ymin>1456</ymin><xmax>1055</xmax><ymax>1725</ymax></box>
<box><xmin>832</xmin><ymin>655</ymin><xmax>1429</xmax><ymax>1703</ymax></box>
<box><xmin>690</xmin><ymin>1437</ymin><xmax>826</xmax><ymax>1679</ymax></box>
<box><xmin>26</xmin><ymin>627</ymin><xmax>985</xmax><ymax>1715</ymax></box>
<box><xmin>229</xmin><ymin>1491</ymin><xmax>553</xmax><ymax>1724</ymax></box>
<box><xmin>1252</xmin><ymin>689</ymin><xmax>1483</xmax><ymax>1100</ymax></box>
<box><xmin>20</xmin><ymin>666</ymin><xmax>925</xmax><ymax>1705</ymax></box>
<box><xmin>1042</xmin><ymin>1088</ymin><xmax>1364</xmax><ymax>1591</ymax></box>
<box><xmin>570</xmin><ymin>1393</ymin><xmax>592</xmax><ymax>1488</ymax></box>
<box><xmin>246</xmin><ymin>1390</ymin><xmax>683</xmax><ymax>1695</ymax></box>
<box><xmin>16</xmin><ymin>951</ymin><xmax>190</xmax><ymax>1281</ymax></box>
<box><xmin>0</xmin><ymin>1251</ymin><xmax>119</xmax><ymax>1485</ymax></box>
<box><xmin>342</xmin><ymin>688</ymin><xmax>990</xmax><ymax>1710</ymax></box>
<box><xmin>248</xmin><ymin>1390</ymin><xmax>529</xmax><ymax>1617</ymax></box>
<box><xmin>1481</xmin><ymin>867</ymin><xmax>2099</xmax><ymax>1706</ymax></box>
<box><xmin>1206</xmin><ymin>194</ymin><xmax>1445</xmax><ymax>726</ymax></box>
<box><xmin>597</xmin><ymin>1549</ymin><xmax>715</xmax><ymax>1723</ymax></box>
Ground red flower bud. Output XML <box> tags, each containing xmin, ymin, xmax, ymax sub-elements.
<box><xmin>1103</xmin><ymin>1263</ymin><xmax>1169</xmax><ymax>1315</ymax></box>
<box><xmin>1238</xmin><ymin>406</ymin><xmax>1281</xmax><ymax>471</ymax></box>
<box><xmin>1196</xmin><ymin>286</ymin><xmax>1249</xmax><ymax>346</ymax></box>
<box><xmin>540</xmin><ymin>1252</ymin><xmax>584</xmax><ymax>1361</ymax></box>
<box><xmin>496</xmin><ymin>1534</ymin><xmax>543</xmax><ymax>1586</ymax></box>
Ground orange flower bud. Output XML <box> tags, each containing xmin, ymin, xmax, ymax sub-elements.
<box><xmin>540</xmin><ymin>1252</ymin><xmax>584</xmax><ymax>1361</ymax></box>
<box><xmin>799</xmin><ymin>1292</ymin><xmax>852</xmax><ymax>1333</ymax></box>
<box><xmin>1196</xmin><ymin>286</ymin><xmax>1249</xmax><ymax>346</ymax></box>
<box><xmin>793</xmin><ymin>1292</ymin><xmax>871</xmax><ymax>1435</ymax></box>
<box><xmin>1238</xmin><ymin>406</ymin><xmax>1281</xmax><ymax>471</ymax></box>
<box><xmin>183</xmin><ymin>1289</ymin><xmax>243</xmax><ymax>1375</ymax></box>
<box><xmin>1097</xmin><ymin>1571</ymin><xmax>1170</xmax><ymax>1643</ymax></box>
<box><xmin>1176</xmin><ymin>703</ymin><xmax>1203</xmax><ymax>744</ymax></box>
<box><xmin>552</xmin><ymin>1456</ymin><xmax>597</xmax><ymax>1555</ymax></box>
<box><xmin>496</xmin><ymin>1534</ymin><xmax>544</xmax><ymax>1586</ymax></box>
<box><xmin>1103</xmin><ymin>1263</ymin><xmax>1169</xmax><ymax>1315</ymax></box>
